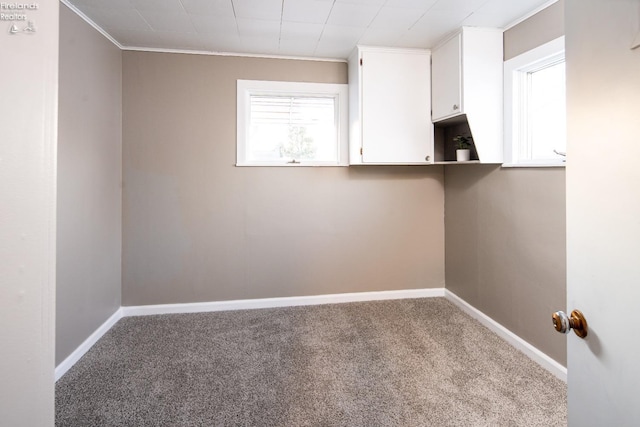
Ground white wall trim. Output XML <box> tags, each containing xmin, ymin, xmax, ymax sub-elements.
<box><xmin>55</xmin><ymin>308</ymin><xmax>124</xmax><ymax>382</ymax></box>
<box><xmin>501</xmin><ymin>162</ymin><xmax>565</xmax><ymax>168</ymax></box>
<box><xmin>55</xmin><ymin>289</ymin><xmax>568</xmax><ymax>384</ymax></box>
<box><xmin>122</xmin><ymin>288</ymin><xmax>445</xmax><ymax>317</ymax></box>
<box><xmin>503</xmin><ymin>0</ymin><xmax>559</xmax><ymax>31</ymax></box>
<box><xmin>55</xmin><ymin>289</ymin><xmax>443</xmax><ymax>380</ymax></box>
<box><xmin>59</xmin><ymin>0</ymin><xmax>123</xmax><ymax>49</ymax></box>
<box><xmin>445</xmin><ymin>290</ymin><xmax>567</xmax><ymax>382</ymax></box>
<box><xmin>122</xmin><ymin>46</ymin><xmax>347</xmax><ymax>63</ymax></box>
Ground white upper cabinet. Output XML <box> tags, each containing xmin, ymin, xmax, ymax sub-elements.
<box><xmin>431</xmin><ymin>27</ymin><xmax>504</xmax><ymax>164</ymax></box>
<box><xmin>349</xmin><ymin>46</ymin><xmax>433</xmax><ymax>165</ymax></box>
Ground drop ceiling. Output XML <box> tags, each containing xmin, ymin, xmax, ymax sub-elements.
<box><xmin>64</xmin><ymin>0</ymin><xmax>555</xmax><ymax>60</ymax></box>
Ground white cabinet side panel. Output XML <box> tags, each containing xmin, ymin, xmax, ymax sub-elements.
<box><xmin>462</xmin><ymin>28</ymin><xmax>504</xmax><ymax>163</ymax></box>
<box><xmin>348</xmin><ymin>49</ymin><xmax>363</xmax><ymax>164</ymax></box>
<box><xmin>432</xmin><ymin>34</ymin><xmax>462</xmax><ymax>121</ymax></box>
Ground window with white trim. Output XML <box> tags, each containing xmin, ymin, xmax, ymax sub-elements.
<box><xmin>237</xmin><ymin>80</ymin><xmax>349</xmax><ymax>166</ymax></box>
<box><xmin>504</xmin><ymin>36</ymin><xmax>566</xmax><ymax>167</ymax></box>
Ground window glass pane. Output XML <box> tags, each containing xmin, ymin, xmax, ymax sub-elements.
<box><xmin>528</xmin><ymin>61</ymin><xmax>566</xmax><ymax>161</ymax></box>
<box><xmin>248</xmin><ymin>95</ymin><xmax>337</xmax><ymax>162</ymax></box>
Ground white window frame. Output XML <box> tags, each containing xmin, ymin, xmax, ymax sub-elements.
<box><xmin>236</xmin><ymin>80</ymin><xmax>349</xmax><ymax>167</ymax></box>
<box><xmin>503</xmin><ymin>36</ymin><xmax>566</xmax><ymax>168</ymax></box>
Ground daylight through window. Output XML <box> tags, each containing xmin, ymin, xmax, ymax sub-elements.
<box><xmin>237</xmin><ymin>80</ymin><xmax>349</xmax><ymax>166</ymax></box>
<box><xmin>526</xmin><ymin>60</ymin><xmax>566</xmax><ymax>161</ymax></box>
<box><xmin>504</xmin><ymin>36</ymin><xmax>566</xmax><ymax>167</ymax></box>
<box><xmin>249</xmin><ymin>95</ymin><xmax>336</xmax><ymax>162</ymax></box>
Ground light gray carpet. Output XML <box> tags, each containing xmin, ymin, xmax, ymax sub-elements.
<box><xmin>55</xmin><ymin>298</ymin><xmax>566</xmax><ymax>426</ymax></box>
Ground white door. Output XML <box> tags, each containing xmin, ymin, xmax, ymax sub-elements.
<box><xmin>0</xmin><ymin>0</ymin><xmax>59</xmax><ymax>424</ymax></box>
<box><xmin>565</xmin><ymin>1</ymin><xmax>640</xmax><ymax>425</ymax></box>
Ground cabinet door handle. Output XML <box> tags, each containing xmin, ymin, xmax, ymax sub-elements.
<box><xmin>453</xmin><ymin>104</ymin><xmax>459</xmax><ymax>111</ymax></box>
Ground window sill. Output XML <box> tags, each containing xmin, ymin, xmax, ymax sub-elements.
<box><xmin>501</xmin><ymin>162</ymin><xmax>566</xmax><ymax>168</ymax></box>
<box><xmin>433</xmin><ymin>160</ymin><xmax>481</xmax><ymax>165</ymax></box>
<box><xmin>235</xmin><ymin>162</ymin><xmax>348</xmax><ymax>167</ymax></box>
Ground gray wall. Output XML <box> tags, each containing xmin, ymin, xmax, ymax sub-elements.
<box><xmin>444</xmin><ymin>0</ymin><xmax>567</xmax><ymax>366</ymax></box>
<box><xmin>504</xmin><ymin>0</ymin><xmax>564</xmax><ymax>60</ymax></box>
<box><xmin>56</xmin><ymin>5</ymin><xmax>122</xmax><ymax>365</ymax></box>
<box><xmin>122</xmin><ymin>52</ymin><xmax>445</xmax><ymax>305</ymax></box>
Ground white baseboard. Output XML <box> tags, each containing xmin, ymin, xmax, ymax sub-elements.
<box><xmin>56</xmin><ymin>288</ymin><xmax>566</xmax><ymax>385</ymax></box>
<box><xmin>56</xmin><ymin>288</ymin><xmax>444</xmax><ymax>380</ymax></box>
<box><xmin>55</xmin><ymin>308</ymin><xmax>123</xmax><ymax>381</ymax></box>
<box><xmin>444</xmin><ymin>290</ymin><xmax>567</xmax><ymax>382</ymax></box>
<box><xmin>121</xmin><ymin>288</ymin><xmax>446</xmax><ymax>317</ymax></box>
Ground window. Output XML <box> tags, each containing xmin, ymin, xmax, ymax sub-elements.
<box><xmin>237</xmin><ymin>80</ymin><xmax>349</xmax><ymax>166</ymax></box>
<box><xmin>504</xmin><ymin>36</ymin><xmax>566</xmax><ymax>167</ymax></box>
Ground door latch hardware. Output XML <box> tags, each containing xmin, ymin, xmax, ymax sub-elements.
<box><xmin>552</xmin><ymin>309</ymin><xmax>588</xmax><ymax>338</ymax></box>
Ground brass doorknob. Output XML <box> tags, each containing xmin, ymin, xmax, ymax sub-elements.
<box><xmin>552</xmin><ymin>310</ymin><xmax>588</xmax><ymax>339</ymax></box>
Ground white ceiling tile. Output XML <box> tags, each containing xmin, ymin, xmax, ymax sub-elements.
<box><xmin>202</xmin><ymin>33</ymin><xmax>243</xmax><ymax>52</ymax></box>
<box><xmin>397</xmin><ymin>8</ymin><xmax>473</xmax><ymax>48</ymax></box>
<box><xmin>103</xmin><ymin>9</ymin><xmax>151</xmax><ymax>30</ymax></box>
<box><xmin>383</xmin><ymin>0</ymin><xmax>437</xmax><ymax>10</ymax></box>
<box><xmin>131</xmin><ymin>0</ymin><xmax>185</xmax><ymax>13</ymax></box>
<box><xmin>335</xmin><ymin>0</ymin><xmax>385</xmax><ymax>5</ymax></box>
<box><xmin>73</xmin><ymin>5</ymin><xmax>151</xmax><ymax>31</ymax></box>
<box><xmin>180</xmin><ymin>0</ymin><xmax>235</xmax><ymax>17</ymax></box>
<box><xmin>368</xmin><ymin>6</ymin><xmax>424</xmax><ymax>30</ymax></box>
<box><xmin>67</xmin><ymin>0</ymin><xmax>546</xmax><ymax>59</ymax></box>
<box><xmin>357</xmin><ymin>27</ymin><xmax>405</xmax><ymax>45</ymax></box>
<box><xmin>395</xmin><ymin>30</ymin><xmax>439</xmax><ymax>49</ymax></box>
<box><xmin>112</xmin><ymin>29</ymin><xmax>206</xmax><ymax>49</ymax></box>
<box><xmin>429</xmin><ymin>0</ymin><xmax>488</xmax><ymax>13</ymax></box>
<box><xmin>232</xmin><ymin>0</ymin><xmax>283</xmax><ymax>20</ymax></box>
<box><xmin>282</xmin><ymin>0</ymin><xmax>334</xmax><ymax>24</ymax></box>
<box><xmin>72</xmin><ymin>0</ymin><xmax>135</xmax><ymax>11</ymax></box>
<box><xmin>410</xmin><ymin>9</ymin><xmax>470</xmax><ymax>31</ymax></box>
<box><xmin>238</xmin><ymin>35</ymin><xmax>281</xmax><ymax>54</ymax></box>
<box><xmin>137</xmin><ymin>10</ymin><xmax>195</xmax><ymax>32</ymax></box>
<box><xmin>190</xmin><ymin>15</ymin><xmax>238</xmax><ymax>34</ymax></box>
<box><xmin>237</xmin><ymin>18</ymin><xmax>281</xmax><ymax>38</ymax></box>
<box><xmin>278</xmin><ymin>38</ymin><xmax>318</xmax><ymax>57</ymax></box>
<box><xmin>159</xmin><ymin>31</ymin><xmax>214</xmax><ymax>49</ymax></box>
<box><xmin>280</xmin><ymin>21</ymin><xmax>324</xmax><ymax>40</ymax></box>
<box><xmin>462</xmin><ymin>0</ymin><xmax>548</xmax><ymax>28</ymax></box>
<box><xmin>397</xmin><ymin>17</ymin><xmax>460</xmax><ymax>48</ymax></box>
<box><xmin>316</xmin><ymin>24</ymin><xmax>365</xmax><ymax>57</ymax></box>
<box><xmin>314</xmin><ymin>40</ymin><xmax>355</xmax><ymax>59</ymax></box>
<box><xmin>319</xmin><ymin>24</ymin><xmax>366</xmax><ymax>44</ymax></box>
<box><xmin>326</xmin><ymin>2</ymin><xmax>381</xmax><ymax>27</ymax></box>
<box><xmin>104</xmin><ymin>28</ymin><xmax>154</xmax><ymax>46</ymax></box>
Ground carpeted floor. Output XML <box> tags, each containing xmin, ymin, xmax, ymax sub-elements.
<box><xmin>55</xmin><ymin>298</ymin><xmax>567</xmax><ymax>426</ymax></box>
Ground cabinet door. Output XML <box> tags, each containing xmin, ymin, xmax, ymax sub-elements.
<box><xmin>360</xmin><ymin>50</ymin><xmax>432</xmax><ymax>164</ymax></box>
<box><xmin>432</xmin><ymin>33</ymin><xmax>462</xmax><ymax>121</ymax></box>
